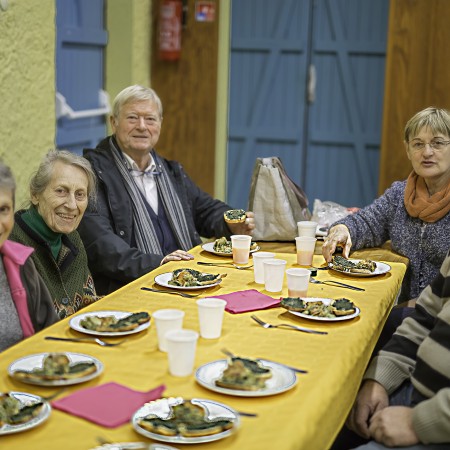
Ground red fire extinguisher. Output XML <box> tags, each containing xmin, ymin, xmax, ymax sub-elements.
<box><xmin>159</xmin><ymin>0</ymin><xmax>182</xmax><ymax>61</ymax></box>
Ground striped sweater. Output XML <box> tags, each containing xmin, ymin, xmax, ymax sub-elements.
<box><xmin>364</xmin><ymin>250</ymin><xmax>450</xmax><ymax>444</ymax></box>
<box><xmin>334</xmin><ymin>180</ymin><xmax>450</xmax><ymax>302</ymax></box>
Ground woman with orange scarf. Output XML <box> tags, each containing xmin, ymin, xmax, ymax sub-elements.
<box><xmin>322</xmin><ymin>107</ymin><xmax>450</xmax><ymax>304</ymax></box>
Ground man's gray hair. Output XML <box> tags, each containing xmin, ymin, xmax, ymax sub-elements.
<box><xmin>112</xmin><ymin>85</ymin><xmax>163</xmax><ymax>120</ymax></box>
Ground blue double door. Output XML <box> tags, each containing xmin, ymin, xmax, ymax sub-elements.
<box><xmin>227</xmin><ymin>0</ymin><xmax>389</xmax><ymax>209</ymax></box>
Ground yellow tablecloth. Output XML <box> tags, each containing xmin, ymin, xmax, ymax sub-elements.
<box><xmin>0</xmin><ymin>245</ymin><xmax>406</xmax><ymax>450</ymax></box>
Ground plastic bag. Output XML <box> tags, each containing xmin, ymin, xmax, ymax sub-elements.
<box><xmin>248</xmin><ymin>157</ymin><xmax>311</xmax><ymax>241</ymax></box>
<box><xmin>311</xmin><ymin>199</ymin><xmax>351</xmax><ymax>230</ymax></box>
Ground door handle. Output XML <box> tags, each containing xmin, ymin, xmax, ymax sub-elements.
<box><xmin>307</xmin><ymin>64</ymin><xmax>316</xmax><ymax>104</ymax></box>
<box><xmin>56</xmin><ymin>89</ymin><xmax>111</xmax><ymax>120</ymax></box>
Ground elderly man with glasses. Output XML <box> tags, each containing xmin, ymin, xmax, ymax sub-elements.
<box><xmin>78</xmin><ymin>85</ymin><xmax>255</xmax><ymax>295</ymax></box>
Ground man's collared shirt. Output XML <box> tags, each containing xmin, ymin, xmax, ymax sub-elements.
<box><xmin>122</xmin><ymin>152</ymin><xmax>159</xmax><ymax>214</ymax></box>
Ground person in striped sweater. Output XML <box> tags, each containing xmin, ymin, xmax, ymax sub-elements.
<box><xmin>345</xmin><ymin>250</ymin><xmax>450</xmax><ymax>449</ymax></box>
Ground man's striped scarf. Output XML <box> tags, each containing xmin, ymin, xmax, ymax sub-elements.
<box><xmin>109</xmin><ymin>137</ymin><xmax>193</xmax><ymax>255</ymax></box>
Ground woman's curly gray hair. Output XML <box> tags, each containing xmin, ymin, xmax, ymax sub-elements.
<box><xmin>29</xmin><ymin>149</ymin><xmax>97</xmax><ymax>206</ymax></box>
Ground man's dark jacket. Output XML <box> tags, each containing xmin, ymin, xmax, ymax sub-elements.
<box><xmin>78</xmin><ymin>137</ymin><xmax>232</xmax><ymax>295</ymax></box>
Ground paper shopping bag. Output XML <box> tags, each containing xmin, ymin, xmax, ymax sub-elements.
<box><xmin>248</xmin><ymin>157</ymin><xmax>311</xmax><ymax>241</ymax></box>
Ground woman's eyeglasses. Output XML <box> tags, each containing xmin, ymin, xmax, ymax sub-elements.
<box><xmin>408</xmin><ymin>139</ymin><xmax>450</xmax><ymax>153</ymax></box>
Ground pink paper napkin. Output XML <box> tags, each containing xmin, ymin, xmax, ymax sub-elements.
<box><xmin>52</xmin><ymin>382</ymin><xmax>165</xmax><ymax>428</ymax></box>
<box><xmin>214</xmin><ymin>289</ymin><xmax>280</xmax><ymax>314</ymax></box>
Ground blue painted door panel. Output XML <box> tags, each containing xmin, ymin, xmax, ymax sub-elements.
<box><xmin>227</xmin><ymin>0</ymin><xmax>312</xmax><ymax>209</ymax></box>
<box><xmin>227</xmin><ymin>0</ymin><xmax>389</xmax><ymax>209</ymax></box>
<box><xmin>305</xmin><ymin>0</ymin><xmax>389</xmax><ymax>206</ymax></box>
<box><xmin>56</xmin><ymin>0</ymin><xmax>108</xmax><ymax>155</ymax></box>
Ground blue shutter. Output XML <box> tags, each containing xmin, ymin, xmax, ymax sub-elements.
<box><xmin>55</xmin><ymin>0</ymin><xmax>108</xmax><ymax>155</ymax></box>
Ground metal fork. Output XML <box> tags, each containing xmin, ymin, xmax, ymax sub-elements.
<box><xmin>197</xmin><ymin>262</ymin><xmax>253</xmax><ymax>270</ymax></box>
<box><xmin>250</xmin><ymin>315</ymin><xmax>327</xmax><ymax>335</ymax></box>
<box><xmin>39</xmin><ymin>388</ymin><xmax>68</xmax><ymax>401</ymax></box>
<box><xmin>44</xmin><ymin>336</ymin><xmax>127</xmax><ymax>347</ymax></box>
<box><xmin>140</xmin><ymin>287</ymin><xmax>203</xmax><ymax>298</ymax></box>
<box><xmin>95</xmin><ymin>437</ymin><xmax>179</xmax><ymax>449</ymax></box>
<box><xmin>309</xmin><ymin>278</ymin><xmax>365</xmax><ymax>291</ymax></box>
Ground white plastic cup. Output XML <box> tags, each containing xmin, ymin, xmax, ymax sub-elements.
<box><xmin>263</xmin><ymin>259</ymin><xmax>287</xmax><ymax>292</ymax></box>
<box><xmin>252</xmin><ymin>252</ymin><xmax>276</xmax><ymax>284</ymax></box>
<box><xmin>196</xmin><ymin>298</ymin><xmax>227</xmax><ymax>339</ymax></box>
<box><xmin>165</xmin><ymin>329</ymin><xmax>199</xmax><ymax>377</ymax></box>
<box><xmin>295</xmin><ymin>236</ymin><xmax>317</xmax><ymax>266</ymax></box>
<box><xmin>230</xmin><ymin>234</ymin><xmax>252</xmax><ymax>264</ymax></box>
<box><xmin>286</xmin><ymin>268</ymin><xmax>310</xmax><ymax>297</ymax></box>
<box><xmin>153</xmin><ymin>309</ymin><xmax>185</xmax><ymax>352</ymax></box>
<box><xmin>297</xmin><ymin>221</ymin><xmax>318</xmax><ymax>238</ymax></box>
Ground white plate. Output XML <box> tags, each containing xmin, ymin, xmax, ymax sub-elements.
<box><xmin>201</xmin><ymin>241</ymin><xmax>260</xmax><ymax>257</ymax></box>
<box><xmin>288</xmin><ymin>298</ymin><xmax>360</xmax><ymax>322</ymax></box>
<box><xmin>195</xmin><ymin>359</ymin><xmax>297</xmax><ymax>397</ymax></box>
<box><xmin>154</xmin><ymin>272</ymin><xmax>223</xmax><ymax>290</ymax></box>
<box><xmin>8</xmin><ymin>352</ymin><xmax>103</xmax><ymax>386</ymax></box>
<box><xmin>328</xmin><ymin>259</ymin><xmax>391</xmax><ymax>277</ymax></box>
<box><xmin>132</xmin><ymin>397</ymin><xmax>240</xmax><ymax>444</ymax></box>
<box><xmin>69</xmin><ymin>311</ymin><xmax>151</xmax><ymax>337</ymax></box>
<box><xmin>0</xmin><ymin>392</ymin><xmax>51</xmax><ymax>435</ymax></box>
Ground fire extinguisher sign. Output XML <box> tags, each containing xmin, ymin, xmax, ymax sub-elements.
<box><xmin>195</xmin><ymin>1</ymin><xmax>215</xmax><ymax>22</ymax></box>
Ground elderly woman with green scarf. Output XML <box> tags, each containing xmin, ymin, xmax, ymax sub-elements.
<box><xmin>10</xmin><ymin>150</ymin><xmax>99</xmax><ymax>320</ymax></box>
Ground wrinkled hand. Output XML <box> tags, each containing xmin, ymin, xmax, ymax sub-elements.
<box><xmin>322</xmin><ymin>224</ymin><xmax>352</xmax><ymax>262</ymax></box>
<box><xmin>160</xmin><ymin>250</ymin><xmax>195</xmax><ymax>265</ymax></box>
<box><xmin>226</xmin><ymin>211</ymin><xmax>255</xmax><ymax>235</ymax></box>
<box><xmin>369</xmin><ymin>406</ymin><xmax>419</xmax><ymax>447</ymax></box>
<box><xmin>346</xmin><ymin>380</ymin><xmax>389</xmax><ymax>439</ymax></box>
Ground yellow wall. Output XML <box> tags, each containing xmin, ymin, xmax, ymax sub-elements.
<box><xmin>106</xmin><ymin>0</ymin><xmax>152</xmax><ymax>102</ymax></box>
<box><xmin>0</xmin><ymin>0</ymin><xmax>56</xmax><ymax>206</ymax></box>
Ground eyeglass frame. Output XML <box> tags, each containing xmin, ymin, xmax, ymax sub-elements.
<box><xmin>407</xmin><ymin>139</ymin><xmax>450</xmax><ymax>152</ymax></box>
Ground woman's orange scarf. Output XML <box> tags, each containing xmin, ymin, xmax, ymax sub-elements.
<box><xmin>404</xmin><ymin>172</ymin><xmax>450</xmax><ymax>222</ymax></box>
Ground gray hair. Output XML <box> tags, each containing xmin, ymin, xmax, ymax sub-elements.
<box><xmin>0</xmin><ymin>161</ymin><xmax>16</xmax><ymax>204</ymax></box>
<box><xmin>112</xmin><ymin>85</ymin><xmax>163</xmax><ymax>120</ymax></box>
<box><xmin>29</xmin><ymin>150</ymin><xmax>97</xmax><ymax>206</ymax></box>
<box><xmin>404</xmin><ymin>107</ymin><xmax>450</xmax><ymax>142</ymax></box>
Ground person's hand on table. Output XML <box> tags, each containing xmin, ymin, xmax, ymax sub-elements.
<box><xmin>322</xmin><ymin>224</ymin><xmax>352</xmax><ymax>262</ymax></box>
<box><xmin>226</xmin><ymin>211</ymin><xmax>255</xmax><ymax>235</ymax></box>
<box><xmin>368</xmin><ymin>406</ymin><xmax>419</xmax><ymax>447</ymax></box>
<box><xmin>160</xmin><ymin>250</ymin><xmax>194</xmax><ymax>265</ymax></box>
<box><xmin>346</xmin><ymin>380</ymin><xmax>389</xmax><ymax>439</ymax></box>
